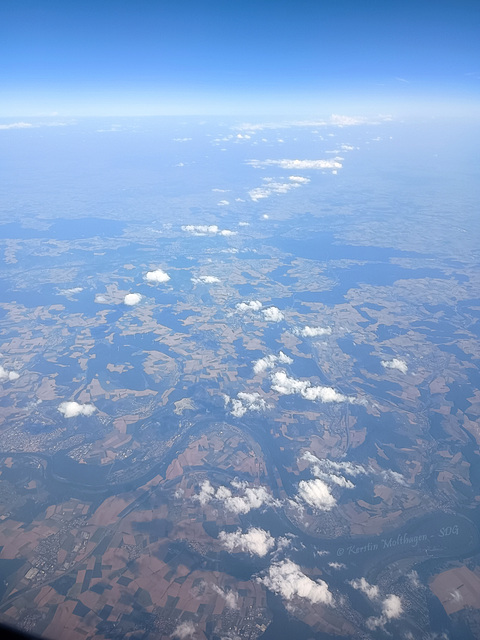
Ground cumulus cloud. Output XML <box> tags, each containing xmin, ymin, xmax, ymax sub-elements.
<box><xmin>328</xmin><ymin>562</ymin><xmax>346</xmax><ymax>570</ymax></box>
<box><xmin>224</xmin><ymin>391</ymin><xmax>272</xmax><ymax>418</ymax></box>
<box><xmin>298</xmin><ymin>479</ymin><xmax>336</xmax><ymax>511</ymax></box>
<box><xmin>289</xmin><ymin>175</ymin><xmax>310</xmax><ymax>184</ymax></box>
<box><xmin>253</xmin><ymin>351</ymin><xmax>292</xmax><ymax>375</ymax></box>
<box><xmin>330</xmin><ymin>114</ymin><xmax>367</xmax><ymax>126</ymax></box>
<box><xmin>0</xmin><ymin>365</ymin><xmax>19</xmax><ymax>382</ymax></box>
<box><xmin>350</xmin><ymin>577</ymin><xmax>403</xmax><ymax>630</ymax></box>
<box><xmin>212</xmin><ymin>585</ymin><xmax>239</xmax><ymax>609</ymax></box>
<box><xmin>294</xmin><ymin>325</ymin><xmax>332</xmax><ymax>338</ymax></box>
<box><xmin>367</xmin><ymin>594</ymin><xmax>403</xmax><ymax>630</ymax></box>
<box><xmin>94</xmin><ymin>294</ymin><xmax>107</xmax><ymax>304</ymax></box>
<box><xmin>0</xmin><ymin>122</ymin><xmax>34</xmax><ymax>130</ymax></box>
<box><xmin>219</xmin><ymin>527</ymin><xmax>276</xmax><ymax>557</ymax></box>
<box><xmin>173</xmin><ymin>621</ymin><xmax>196</xmax><ymax>639</ymax></box>
<box><xmin>381</xmin><ymin>358</ymin><xmax>408</xmax><ymax>374</ymax></box>
<box><xmin>191</xmin><ymin>275</ymin><xmax>221</xmax><ymax>284</ymax></box>
<box><xmin>262</xmin><ymin>307</ymin><xmax>284</xmax><ymax>322</ymax></box>
<box><xmin>58</xmin><ymin>401</ymin><xmax>96</xmax><ymax>418</ymax></box>
<box><xmin>181</xmin><ymin>224</ymin><xmax>236</xmax><ymax>236</ymax></box>
<box><xmin>302</xmin><ymin>452</ymin><xmax>367</xmax><ymax>489</ymax></box>
<box><xmin>193</xmin><ymin>480</ymin><xmax>279</xmax><ymax>514</ymax></box>
<box><xmin>259</xmin><ymin>560</ymin><xmax>333</xmax><ymax>605</ymax></box>
<box><xmin>236</xmin><ymin>300</ymin><xmax>263</xmax><ymax>312</ymax></box>
<box><xmin>124</xmin><ymin>293</ymin><xmax>142</xmax><ymax>306</ymax></box>
<box><xmin>59</xmin><ymin>287</ymin><xmax>83</xmax><ymax>297</ymax></box>
<box><xmin>349</xmin><ymin>577</ymin><xmax>380</xmax><ymax>600</ymax></box>
<box><xmin>271</xmin><ymin>371</ymin><xmax>353</xmax><ymax>404</ymax></box>
<box><xmin>145</xmin><ymin>268</ymin><xmax>170</xmax><ymax>283</ymax></box>
<box><xmin>217</xmin><ymin>200</ymin><xmax>230</xmax><ymax>206</ymax></box>
<box><xmin>248</xmin><ymin>178</ymin><xmax>302</xmax><ymax>202</ymax></box>
<box><xmin>247</xmin><ymin>159</ymin><xmax>342</xmax><ymax>170</ymax></box>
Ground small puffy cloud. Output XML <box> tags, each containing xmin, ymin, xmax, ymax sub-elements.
<box><xmin>248</xmin><ymin>178</ymin><xmax>303</xmax><ymax>202</ymax></box>
<box><xmin>59</xmin><ymin>287</ymin><xmax>83</xmax><ymax>297</ymax></box>
<box><xmin>0</xmin><ymin>122</ymin><xmax>34</xmax><ymax>130</ymax></box>
<box><xmin>328</xmin><ymin>562</ymin><xmax>346</xmax><ymax>570</ymax></box>
<box><xmin>289</xmin><ymin>175</ymin><xmax>310</xmax><ymax>184</ymax></box>
<box><xmin>173</xmin><ymin>137</ymin><xmax>192</xmax><ymax>142</ymax></box>
<box><xmin>181</xmin><ymin>224</ymin><xmax>236</xmax><ymax>236</ymax></box>
<box><xmin>236</xmin><ymin>300</ymin><xmax>263</xmax><ymax>312</ymax></box>
<box><xmin>381</xmin><ymin>358</ymin><xmax>408</xmax><ymax>374</ymax></box>
<box><xmin>367</xmin><ymin>594</ymin><xmax>403</xmax><ymax>630</ymax></box>
<box><xmin>350</xmin><ymin>577</ymin><xmax>403</xmax><ymax>630</ymax></box>
<box><xmin>219</xmin><ymin>527</ymin><xmax>276</xmax><ymax>557</ymax></box>
<box><xmin>224</xmin><ymin>391</ymin><xmax>271</xmax><ymax>418</ymax></box>
<box><xmin>194</xmin><ymin>480</ymin><xmax>216</xmax><ymax>506</ymax></box>
<box><xmin>58</xmin><ymin>401</ymin><xmax>96</xmax><ymax>418</ymax></box>
<box><xmin>298</xmin><ymin>479</ymin><xmax>336</xmax><ymax>511</ymax></box>
<box><xmin>302</xmin><ymin>452</ymin><xmax>366</xmax><ymax>488</ymax></box>
<box><xmin>145</xmin><ymin>268</ymin><xmax>170</xmax><ymax>283</ymax></box>
<box><xmin>294</xmin><ymin>325</ymin><xmax>332</xmax><ymax>338</ymax></box>
<box><xmin>262</xmin><ymin>307</ymin><xmax>284</xmax><ymax>323</ymax></box>
<box><xmin>247</xmin><ymin>159</ymin><xmax>342</xmax><ymax>170</ymax></box>
<box><xmin>253</xmin><ymin>351</ymin><xmax>292</xmax><ymax>375</ymax></box>
<box><xmin>173</xmin><ymin>621</ymin><xmax>196</xmax><ymax>640</ymax></box>
<box><xmin>193</xmin><ymin>480</ymin><xmax>279</xmax><ymax>514</ymax></box>
<box><xmin>349</xmin><ymin>577</ymin><xmax>380</xmax><ymax>600</ymax></box>
<box><xmin>271</xmin><ymin>371</ymin><xmax>353</xmax><ymax>404</ymax></box>
<box><xmin>124</xmin><ymin>293</ymin><xmax>142</xmax><ymax>306</ymax></box>
<box><xmin>217</xmin><ymin>200</ymin><xmax>230</xmax><ymax>206</ymax></box>
<box><xmin>238</xmin><ymin>221</ymin><xmax>249</xmax><ymax>226</ymax></box>
<box><xmin>259</xmin><ymin>559</ymin><xmax>333</xmax><ymax>605</ymax></box>
<box><xmin>0</xmin><ymin>365</ymin><xmax>19</xmax><ymax>382</ymax></box>
<box><xmin>330</xmin><ymin>114</ymin><xmax>367</xmax><ymax>126</ymax></box>
<box><xmin>212</xmin><ymin>585</ymin><xmax>238</xmax><ymax>609</ymax></box>
<box><xmin>94</xmin><ymin>294</ymin><xmax>107</xmax><ymax>304</ymax></box>
<box><xmin>191</xmin><ymin>275</ymin><xmax>221</xmax><ymax>284</ymax></box>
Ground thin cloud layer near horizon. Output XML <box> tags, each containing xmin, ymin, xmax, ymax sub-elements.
<box><xmin>2</xmin><ymin>0</ymin><xmax>479</xmax><ymax>117</ymax></box>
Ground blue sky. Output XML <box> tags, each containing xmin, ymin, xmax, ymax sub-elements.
<box><xmin>2</xmin><ymin>0</ymin><xmax>479</xmax><ymax>116</ymax></box>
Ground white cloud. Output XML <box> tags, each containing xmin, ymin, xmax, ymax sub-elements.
<box><xmin>328</xmin><ymin>562</ymin><xmax>346</xmax><ymax>570</ymax></box>
<box><xmin>271</xmin><ymin>371</ymin><xmax>353</xmax><ymax>404</ymax></box>
<box><xmin>350</xmin><ymin>577</ymin><xmax>403</xmax><ymax>630</ymax></box>
<box><xmin>0</xmin><ymin>122</ymin><xmax>34</xmax><ymax>130</ymax></box>
<box><xmin>217</xmin><ymin>200</ymin><xmax>230</xmax><ymax>206</ymax></box>
<box><xmin>173</xmin><ymin>137</ymin><xmax>192</xmax><ymax>142</ymax></box>
<box><xmin>289</xmin><ymin>175</ymin><xmax>310</xmax><ymax>184</ymax></box>
<box><xmin>236</xmin><ymin>300</ymin><xmax>263</xmax><ymax>312</ymax></box>
<box><xmin>294</xmin><ymin>325</ymin><xmax>332</xmax><ymax>338</ymax></box>
<box><xmin>59</xmin><ymin>287</ymin><xmax>83</xmax><ymax>297</ymax></box>
<box><xmin>247</xmin><ymin>159</ymin><xmax>342</xmax><ymax>170</ymax></box>
<box><xmin>194</xmin><ymin>480</ymin><xmax>216</xmax><ymax>506</ymax></box>
<box><xmin>381</xmin><ymin>358</ymin><xmax>408</xmax><ymax>374</ymax></box>
<box><xmin>0</xmin><ymin>365</ymin><xmax>19</xmax><ymax>382</ymax></box>
<box><xmin>211</xmin><ymin>585</ymin><xmax>239</xmax><ymax>609</ymax></box>
<box><xmin>224</xmin><ymin>391</ymin><xmax>271</xmax><ymax>418</ymax></box>
<box><xmin>302</xmin><ymin>452</ymin><xmax>366</xmax><ymax>489</ymax></box>
<box><xmin>259</xmin><ymin>559</ymin><xmax>333</xmax><ymax>605</ymax></box>
<box><xmin>94</xmin><ymin>294</ymin><xmax>107</xmax><ymax>304</ymax></box>
<box><xmin>219</xmin><ymin>527</ymin><xmax>275</xmax><ymax>557</ymax></box>
<box><xmin>330</xmin><ymin>114</ymin><xmax>367</xmax><ymax>126</ymax></box>
<box><xmin>191</xmin><ymin>275</ymin><xmax>221</xmax><ymax>284</ymax></box>
<box><xmin>173</xmin><ymin>621</ymin><xmax>196</xmax><ymax>639</ymax></box>
<box><xmin>212</xmin><ymin>188</ymin><xmax>230</xmax><ymax>193</ymax></box>
<box><xmin>181</xmin><ymin>224</ymin><xmax>236</xmax><ymax>236</ymax></box>
<box><xmin>262</xmin><ymin>307</ymin><xmax>284</xmax><ymax>323</ymax></box>
<box><xmin>248</xmin><ymin>178</ymin><xmax>302</xmax><ymax>202</ymax></box>
<box><xmin>124</xmin><ymin>293</ymin><xmax>142</xmax><ymax>306</ymax></box>
<box><xmin>145</xmin><ymin>268</ymin><xmax>170</xmax><ymax>283</ymax></box>
<box><xmin>367</xmin><ymin>594</ymin><xmax>403</xmax><ymax>630</ymax></box>
<box><xmin>349</xmin><ymin>577</ymin><xmax>380</xmax><ymax>600</ymax></box>
<box><xmin>193</xmin><ymin>480</ymin><xmax>279</xmax><ymax>514</ymax></box>
<box><xmin>58</xmin><ymin>401</ymin><xmax>96</xmax><ymax>418</ymax></box>
<box><xmin>297</xmin><ymin>479</ymin><xmax>336</xmax><ymax>511</ymax></box>
<box><xmin>253</xmin><ymin>351</ymin><xmax>292</xmax><ymax>375</ymax></box>
<box><xmin>238</xmin><ymin>221</ymin><xmax>250</xmax><ymax>226</ymax></box>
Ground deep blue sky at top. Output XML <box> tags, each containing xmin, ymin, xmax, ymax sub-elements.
<box><xmin>2</xmin><ymin>0</ymin><xmax>479</xmax><ymax>116</ymax></box>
